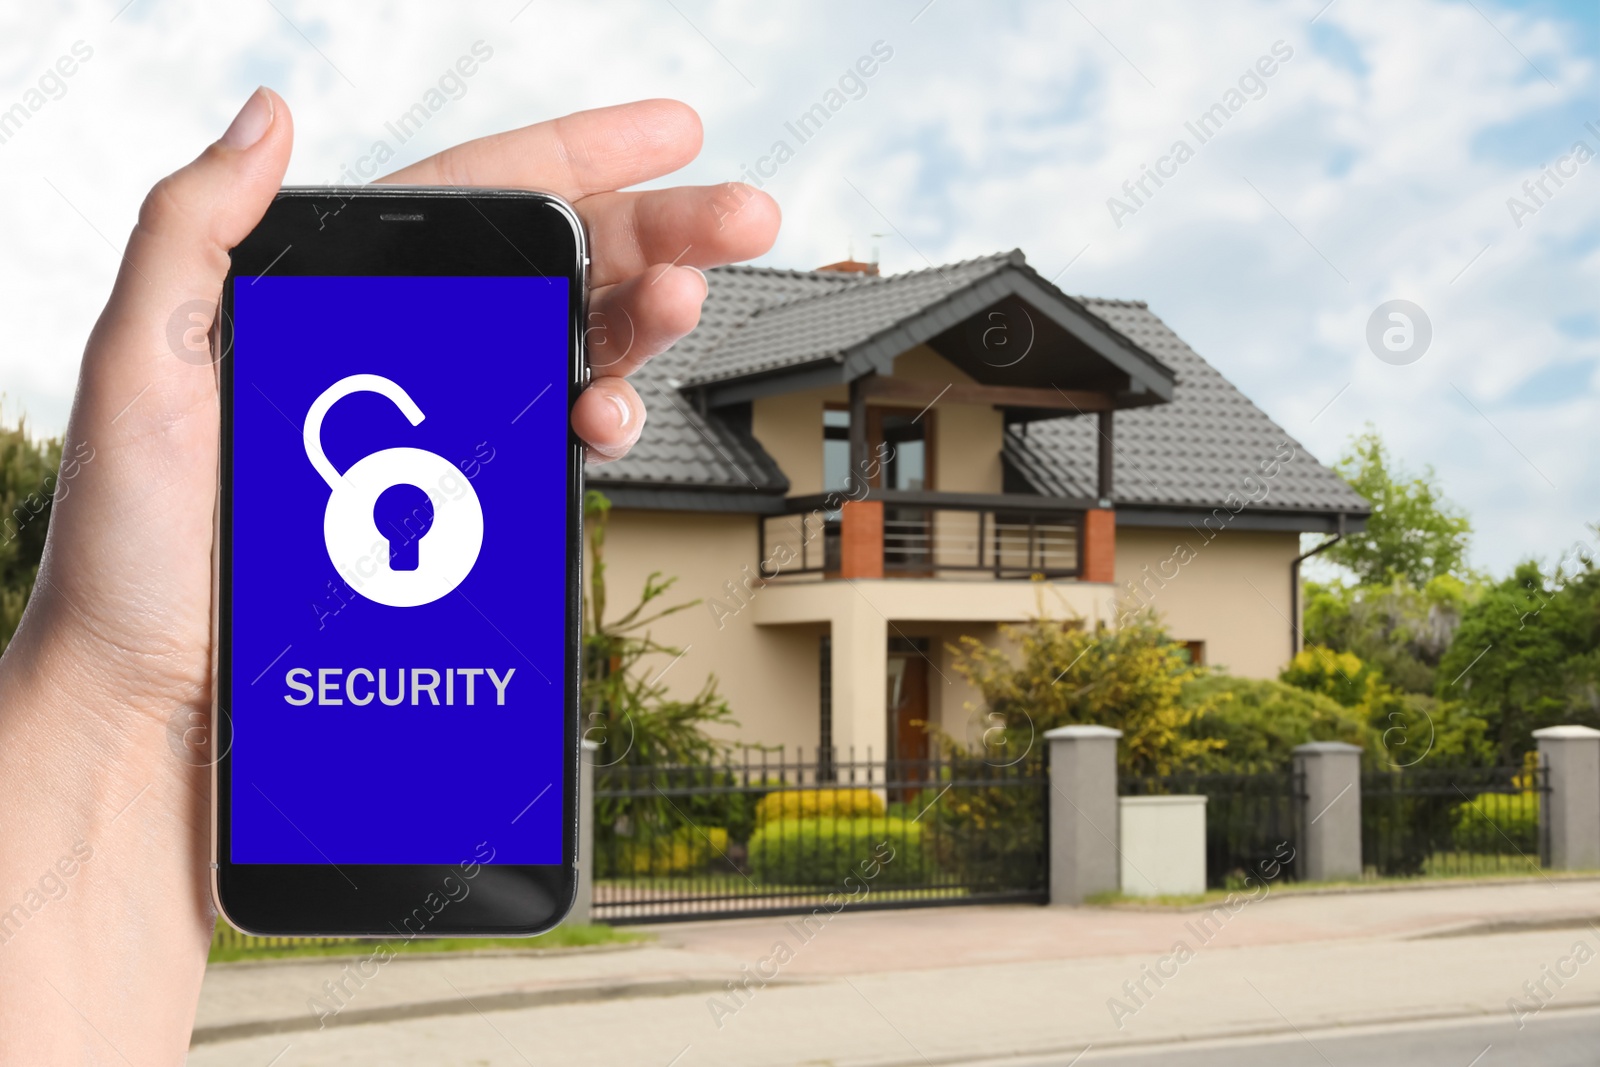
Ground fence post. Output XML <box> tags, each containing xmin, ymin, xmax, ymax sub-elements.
<box><xmin>1292</xmin><ymin>742</ymin><xmax>1362</xmax><ymax>881</ymax></box>
<box><xmin>1045</xmin><ymin>725</ymin><xmax>1122</xmax><ymax>904</ymax></box>
<box><xmin>570</xmin><ymin>739</ymin><xmax>599</xmax><ymax>925</ymax></box>
<box><xmin>1533</xmin><ymin>725</ymin><xmax>1600</xmax><ymax>871</ymax></box>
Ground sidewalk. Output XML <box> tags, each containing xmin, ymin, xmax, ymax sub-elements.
<box><xmin>189</xmin><ymin>878</ymin><xmax>1600</xmax><ymax>1065</ymax></box>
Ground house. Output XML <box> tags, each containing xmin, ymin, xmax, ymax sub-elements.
<box><xmin>587</xmin><ymin>249</ymin><xmax>1369</xmax><ymax>761</ymax></box>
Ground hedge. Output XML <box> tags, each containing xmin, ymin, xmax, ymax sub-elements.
<box><xmin>615</xmin><ymin>825</ymin><xmax>729</xmax><ymax>875</ymax></box>
<box><xmin>754</xmin><ymin>787</ymin><xmax>885</xmax><ymax>826</ymax></box>
<box><xmin>747</xmin><ymin>816</ymin><xmax>926</xmax><ymax>886</ymax></box>
<box><xmin>1453</xmin><ymin>792</ymin><xmax>1539</xmax><ymax>855</ymax></box>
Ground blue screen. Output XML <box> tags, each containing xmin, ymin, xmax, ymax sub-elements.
<box><xmin>229</xmin><ymin>275</ymin><xmax>569</xmax><ymax>865</ymax></box>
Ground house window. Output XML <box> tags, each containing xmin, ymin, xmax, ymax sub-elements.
<box><xmin>1181</xmin><ymin>640</ymin><xmax>1205</xmax><ymax>666</ymax></box>
<box><xmin>823</xmin><ymin>408</ymin><xmax>851</xmax><ymax>492</ymax></box>
<box><xmin>877</xmin><ymin>411</ymin><xmax>927</xmax><ymax>491</ymax></box>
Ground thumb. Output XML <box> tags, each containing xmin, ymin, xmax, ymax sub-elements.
<box><xmin>83</xmin><ymin>85</ymin><xmax>294</xmax><ymax>428</ymax></box>
<box><xmin>29</xmin><ymin>87</ymin><xmax>293</xmax><ymax>692</ymax></box>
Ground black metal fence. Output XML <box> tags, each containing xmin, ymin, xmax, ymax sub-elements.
<box><xmin>1362</xmin><ymin>764</ymin><xmax>1549</xmax><ymax>878</ymax></box>
<box><xmin>593</xmin><ymin>748</ymin><xmax>1049</xmax><ymax>923</ymax></box>
<box><xmin>1121</xmin><ymin>770</ymin><xmax>1306</xmax><ymax>889</ymax></box>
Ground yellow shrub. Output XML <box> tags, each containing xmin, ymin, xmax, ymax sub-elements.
<box><xmin>619</xmin><ymin>826</ymin><xmax>728</xmax><ymax>875</ymax></box>
<box><xmin>756</xmin><ymin>788</ymin><xmax>885</xmax><ymax>825</ymax></box>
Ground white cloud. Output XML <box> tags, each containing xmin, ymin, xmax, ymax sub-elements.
<box><xmin>0</xmin><ymin>0</ymin><xmax>1594</xmax><ymax>574</ymax></box>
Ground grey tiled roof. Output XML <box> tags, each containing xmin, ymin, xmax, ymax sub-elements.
<box><xmin>1006</xmin><ymin>298</ymin><xmax>1369</xmax><ymax>514</ymax></box>
<box><xmin>590</xmin><ymin>265</ymin><xmax>856</xmax><ymax>490</ymax></box>
<box><xmin>681</xmin><ymin>252</ymin><xmax>1020</xmax><ymax>386</ymax></box>
<box><xmin>591</xmin><ymin>254</ymin><xmax>1368</xmax><ymax>519</ymax></box>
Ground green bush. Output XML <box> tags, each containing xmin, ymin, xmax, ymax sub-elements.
<box><xmin>747</xmin><ymin>817</ymin><xmax>926</xmax><ymax>886</ymax></box>
<box><xmin>1180</xmin><ymin>674</ymin><xmax>1371</xmax><ymax>772</ymax></box>
<box><xmin>1453</xmin><ymin>792</ymin><xmax>1539</xmax><ymax>856</ymax></box>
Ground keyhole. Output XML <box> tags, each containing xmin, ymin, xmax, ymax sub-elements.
<box><xmin>373</xmin><ymin>484</ymin><xmax>434</xmax><ymax>572</ymax></box>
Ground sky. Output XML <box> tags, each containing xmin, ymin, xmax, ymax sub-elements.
<box><xmin>1</xmin><ymin>0</ymin><xmax>1596</xmax><ymax>578</ymax></box>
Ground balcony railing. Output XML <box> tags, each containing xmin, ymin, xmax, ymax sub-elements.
<box><xmin>759</xmin><ymin>491</ymin><xmax>1085</xmax><ymax>580</ymax></box>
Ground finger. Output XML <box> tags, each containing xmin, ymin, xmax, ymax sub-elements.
<box><xmin>37</xmin><ymin>88</ymin><xmax>293</xmax><ymax>667</ymax></box>
<box><xmin>581</xmin><ymin>183</ymin><xmax>780</xmax><ymax>288</ymax></box>
<box><xmin>376</xmin><ymin>99</ymin><xmax>702</xmax><ymax>198</ymax></box>
<box><xmin>572</xmin><ymin>376</ymin><xmax>646</xmax><ymax>463</ymax></box>
<box><xmin>585</xmin><ymin>264</ymin><xmax>708</xmax><ymax>379</ymax></box>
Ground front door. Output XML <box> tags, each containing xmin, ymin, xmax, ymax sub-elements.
<box><xmin>886</xmin><ymin>640</ymin><xmax>930</xmax><ymax>800</ymax></box>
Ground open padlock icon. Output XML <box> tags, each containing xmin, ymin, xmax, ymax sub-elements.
<box><xmin>303</xmin><ymin>374</ymin><xmax>484</xmax><ymax>608</ymax></box>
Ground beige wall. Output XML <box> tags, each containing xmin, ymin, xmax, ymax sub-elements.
<box><xmin>749</xmin><ymin>384</ymin><xmax>843</xmax><ymax>497</ymax></box>
<box><xmin>889</xmin><ymin>346</ymin><xmax>1004</xmax><ymax>494</ymax></box>
<box><xmin>590</xmin><ymin>508</ymin><xmax>824</xmax><ymax>752</ymax></box>
<box><xmin>747</xmin><ymin>345</ymin><xmax>1003</xmax><ymax>495</ymax></box>
<box><xmin>1113</xmin><ymin>525</ymin><xmax>1300</xmax><ymax>679</ymax></box>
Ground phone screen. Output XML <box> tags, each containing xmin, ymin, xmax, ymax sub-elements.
<box><xmin>226</xmin><ymin>273</ymin><xmax>569</xmax><ymax>867</ymax></box>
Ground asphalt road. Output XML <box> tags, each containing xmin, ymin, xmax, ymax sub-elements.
<box><xmin>1000</xmin><ymin>1007</ymin><xmax>1600</xmax><ymax>1067</ymax></box>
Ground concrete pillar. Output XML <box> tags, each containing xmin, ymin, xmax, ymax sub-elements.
<box><xmin>1046</xmin><ymin>725</ymin><xmax>1122</xmax><ymax>904</ymax></box>
<box><xmin>1533</xmin><ymin>725</ymin><xmax>1600</xmax><ymax>871</ymax></box>
<box><xmin>1292</xmin><ymin>742</ymin><xmax>1363</xmax><ymax>882</ymax></box>
<box><xmin>828</xmin><ymin>597</ymin><xmax>888</xmax><ymax>762</ymax></box>
<box><xmin>570</xmin><ymin>739</ymin><xmax>599</xmax><ymax>925</ymax></box>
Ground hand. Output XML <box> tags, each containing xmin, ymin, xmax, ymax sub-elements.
<box><xmin>0</xmin><ymin>88</ymin><xmax>778</xmax><ymax>1062</ymax></box>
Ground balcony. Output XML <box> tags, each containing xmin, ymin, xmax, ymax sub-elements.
<box><xmin>759</xmin><ymin>491</ymin><xmax>1103</xmax><ymax>581</ymax></box>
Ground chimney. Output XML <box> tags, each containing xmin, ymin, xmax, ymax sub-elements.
<box><xmin>816</xmin><ymin>259</ymin><xmax>879</xmax><ymax>275</ymax></box>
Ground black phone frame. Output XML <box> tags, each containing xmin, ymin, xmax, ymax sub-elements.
<box><xmin>212</xmin><ymin>187</ymin><xmax>586</xmax><ymax>937</ymax></box>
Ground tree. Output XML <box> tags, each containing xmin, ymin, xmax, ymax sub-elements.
<box><xmin>950</xmin><ymin>605</ymin><xmax>1222</xmax><ymax>777</ymax></box>
<box><xmin>0</xmin><ymin>417</ymin><xmax>63</xmax><ymax>650</ymax></box>
<box><xmin>581</xmin><ymin>490</ymin><xmax>736</xmax><ymax>767</ymax></box>
<box><xmin>1438</xmin><ymin>559</ymin><xmax>1600</xmax><ymax>764</ymax></box>
<box><xmin>1324</xmin><ymin>427</ymin><xmax>1472</xmax><ymax>587</ymax></box>
<box><xmin>1303</xmin><ymin>574</ymin><xmax>1474</xmax><ymax>693</ymax></box>
<box><xmin>1279</xmin><ymin>644</ymin><xmax>1492</xmax><ymax>768</ymax></box>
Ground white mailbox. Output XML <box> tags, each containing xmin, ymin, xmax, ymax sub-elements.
<box><xmin>1118</xmin><ymin>795</ymin><xmax>1207</xmax><ymax>896</ymax></box>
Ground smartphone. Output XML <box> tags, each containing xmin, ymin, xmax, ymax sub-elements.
<box><xmin>212</xmin><ymin>187</ymin><xmax>587</xmax><ymax>937</ymax></box>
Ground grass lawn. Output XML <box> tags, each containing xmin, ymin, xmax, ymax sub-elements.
<box><xmin>209</xmin><ymin>922</ymin><xmax>649</xmax><ymax>964</ymax></box>
<box><xmin>1086</xmin><ymin>862</ymin><xmax>1593</xmax><ymax>909</ymax></box>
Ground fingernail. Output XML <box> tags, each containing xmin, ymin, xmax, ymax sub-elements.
<box><xmin>221</xmin><ymin>88</ymin><xmax>273</xmax><ymax>150</ymax></box>
<box><xmin>607</xmin><ymin>392</ymin><xmax>632</xmax><ymax>431</ymax></box>
<box><xmin>683</xmin><ymin>265</ymin><xmax>709</xmax><ymax>295</ymax></box>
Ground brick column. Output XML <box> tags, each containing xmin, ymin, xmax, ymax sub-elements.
<box><xmin>1533</xmin><ymin>725</ymin><xmax>1600</xmax><ymax>870</ymax></box>
<box><xmin>1081</xmin><ymin>508</ymin><xmax>1115</xmax><ymax>583</ymax></box>
<box><xmin>839</xmin><ymin>499</ymin><xmax>883</xmax><ymax>579</ymax></box>
<box><xmin>1046</xmin><ymin>725</ymin><xmax>1122</xmax><ymax>904</ymax></box>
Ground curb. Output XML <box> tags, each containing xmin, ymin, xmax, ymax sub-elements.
<box><xmin>190</xmin><ymin>974</ymin><xmax>776</xmax><ymax>1046</ymax></box>
<box><xmin>206</xmin><ymin>939</ymin><xmax>650</xmax><ymax>970</ymax></box>
<box><xmin>1090</xmin><ymin>873</ymin><xmax>1600</xmax><ymax>913</ymax></box>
